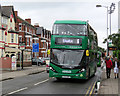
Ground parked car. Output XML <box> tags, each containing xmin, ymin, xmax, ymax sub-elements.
<box><xmin>32</xmin><ymin>58</ymin><xmax>41</xmax><ymax>66</ymax></box>
<box><xmin>43</xmin><ymin>57</ymin><xmax>50</xmax><ymax>63</ymax></box>
<box><xmin>42</xmin><ymin>57</ymin><xmax>50</xmax><ymax>73</ymax></box>
<box><xmin>46</xmin><ymin>63</ymin><xmax>49</xmax><ymax>73</ymax></box>
<box><xmin>40</xmin><ymin>58</ymin><xmax>46</xmax><ymax>65</ymax></box>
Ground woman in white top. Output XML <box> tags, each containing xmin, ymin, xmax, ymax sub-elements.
<box><xmin>113</xmin><ymin>57</ymin><xmax>119</xmax><ymax>79</ymax></box>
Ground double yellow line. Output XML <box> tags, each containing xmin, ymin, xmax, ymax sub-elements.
<box><xmin>85</xmin><ymin>81</ymin><xmax>96</xmax><ymax>96</ymax></box>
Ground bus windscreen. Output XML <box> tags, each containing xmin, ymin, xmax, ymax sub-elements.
<box><xmin>51</xmin><ymin>49</ymin><xmax>84</xmax><ymax>68</ymax></box>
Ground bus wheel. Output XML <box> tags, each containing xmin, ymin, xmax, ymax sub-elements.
<box><xmin>93</xmin><ymin>67</ymin><xmax>96</xmax><ymax>76</ymax></box>
<box><xmin>56</xmin><ymin>77</ymin><xmax>62</xmax><ymax>81</ymax></box>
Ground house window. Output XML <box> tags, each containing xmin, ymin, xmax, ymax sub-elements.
<box><xmin>43</xmin><ymin>42</ymin><xmax>45</xmax><ymax>48</ymax></box>
<box><xmin>11</xmin><ymin>34</ymin><xmax>14</xmax><ymax>43</ymax></box>
<box><xmin>5</xmin><ymin>36</ymin><xmax>6</xmax><ymax>43</ymax></box>
<box><xmin>2</xmin><ymin>30</ymin><xmax>4</xmax><ymax>41</ymax></box>
<box><xmin>30</xmin><ymin>38</ymin><xmax>32</xmax><ymax>46</ymax></box>
<box><xmin>26</xmin><ymin>26</ymin><xmax>27</xmax><ymax>32</ymax></box>
<box><xmin>1</xmin><ymin>49</ymin><xmax>3</xmax><ymax>57</ymax></box>
<box><xmin>35</xmin><ymin>40</ymin><xmax>36</xmax><ymax>43</ymax></box>
<box><xmin>10</xmin><ymin>22</ymin><xmax>12</xmax><ymax>28</ymax></box>
<box><xmin>29</xmin><ymin>28</ymin><xmax>31</xmax><ymax>33</ymax></box>
<box><xmin>19</xmin><ymin>24</ymin><xmax>22</xmax><ymax>31</ymax></box>
<box><xmin>16</xmin><ymin>34</ymin><xmax>18</xmax><ymax>43</ymax></box>
<box><xmin>33</xmin><ymin>30</ymin><xmax>35</xmax><ymax>34</ymax></box>
<box><xmin>27</xmin><ymin>38</ymin><xmax>29</xmax><ymax>46</ymax></box>
<box><xmin>19</xmin><ymin>37</ymin><xmax>22</xmax><ymax>43</ymax></box>
<box><xmin>2</xmin><ymin>17</ymin><xmax>7</xmax><ymax>24</ymax></box>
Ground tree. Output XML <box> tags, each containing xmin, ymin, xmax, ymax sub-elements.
<box><xmin>103</xmin><ymin>33</ymin><xmax>120</xmax><ymax>50</ymax></box>
<box><xmin>103</xmin><ymin>33</ymin><xmax>120</xmax><ymax>60</ymax></box>
<box><xmin>98</xmin><ymin>46</ymin><xmax>105</xmax><ymax>52</ymax></box>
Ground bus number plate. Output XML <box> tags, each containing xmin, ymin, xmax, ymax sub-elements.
<box><xmin>62</xmin><ymin>76</ymin><xmax>71</xmax><ymax>78</ymax></box>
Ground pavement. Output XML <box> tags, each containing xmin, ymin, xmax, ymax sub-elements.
<box><xmin>98</xmin><ymin>67</ymin><xmax>119</xmax><ymax>95</ymax></box>
<box><xmin>0</xmin><ymin>65</ymin><xmax>46</xmax><ymax>81</ymax></box>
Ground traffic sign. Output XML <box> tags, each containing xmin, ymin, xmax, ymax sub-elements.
<box><xmin>32</xmin><ymin>43</ymin><xmax>39</xmax><ymax>52</ymax></box>
<box><xmin>20</xmin><ymin>43</ymin><xmax>25</xmax><ymax>50</ymax></box>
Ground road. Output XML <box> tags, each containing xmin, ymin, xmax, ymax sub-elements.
<box><xmin>2</xmin><ymin>67</ymin><xmax>102</xmax><ymax>95</ymax></box>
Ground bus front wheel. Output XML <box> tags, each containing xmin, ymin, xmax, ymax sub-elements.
<box><xmin>56</xmin><ymin>77</ymin><xmax>62</xmax><ymax>81</ymax></box>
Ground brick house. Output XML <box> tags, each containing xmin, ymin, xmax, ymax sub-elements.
<box><xmin>14</xmin><ymin>11</ymin><xmax>39</xmax><ymax>66</ymax></box>
<box><xmin>35</xmin><ymin>24</ymin><xmax>51</xmax><ymax>58</ymax></box>
<box><xmin>0</xmin><ymin>6</ymin><xmax>20</xmax><ymax>58</ymax></box>
<box><xmin>0</xmin><ymin>6</ymin><xmax>20</xmax><ymax>70</ymax></box>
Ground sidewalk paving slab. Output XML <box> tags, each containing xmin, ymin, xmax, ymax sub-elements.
<box><xmin>98</xmin><ymin>68</ymin><xmax>119</xmax><ymax>95</ymax></box>
<box><xmin>0</xmin><ymin>65</ymin><xmax>46</xmax><ymax>81</ymax></box>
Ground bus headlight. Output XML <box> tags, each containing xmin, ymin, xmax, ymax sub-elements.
<box><xmin>77</xmin><ymin>68</ymin><xmax>85</xmax><ymax>73</ymax></box>
<box><xmin>49</xmin><ymin>67</ymin><xmax>57</xmax><ymax>72</ymax></box>
<box><xmin>81</xmin><ymin>68</ymin><xmax>85</xmax><ymax>72</ymax></box>
<box><xmin>50</xmin><ymin>67</ymin><xmax>52</xmax><ymax>70</ymax></box>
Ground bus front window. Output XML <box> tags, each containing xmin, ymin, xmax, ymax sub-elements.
<box><xmin>53</xmin><ymin>24</ymin><xmax>87</xmax><ymax>36</ymax></box>
<box><xmin>51</xmin><ymin>49</ymin><xmax>84</xmax><ymax>68</ymax></box>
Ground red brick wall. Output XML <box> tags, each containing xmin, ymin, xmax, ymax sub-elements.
<box><xmin>17</xmin><ymin>61</ymin><xmax>32</xmax><ymax>67</ymax></box>
<box><xmin>0</xmin><ymin>57</ymin><xmax>12</xmax><ymax>69</ymax></box>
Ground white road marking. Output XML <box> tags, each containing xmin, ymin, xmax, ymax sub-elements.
<box><xmin>34</xmin><ymin>79</ymin><xmax>49</xmax><ymax>86</ymax></box>
<box><xmin>8</xmin><ymin>87</ymin><xmax>28</xmax><ymax>95</ymax></box>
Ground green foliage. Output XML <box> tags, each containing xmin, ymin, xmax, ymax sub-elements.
<box><xmin>103</xmin><ymin>33</ymin><xmax>120</xmax><ymax>60</ymax></box>
<box><xmin>113</xmin><ymin>50</ymin><xmax>120</xmax><ymax>60</ymax></box>
<box><xmin>103</xmin><ymin>33</ymin><xmax>120</xmax><ymax>50</ymax></box>
<box><xmin>98</xmin><ymin>46</ymin><xmax>105</xmax><ymax>52</ymax></box>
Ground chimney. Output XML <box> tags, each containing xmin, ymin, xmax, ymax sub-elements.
<box><xmin>14</xmin><ymin>11</ymin><xmax>18</xmax><ymax>16</ymax></box>
<box><xmin>25</xmin><ymin>18</ymin><xmax>31</xmax><ymax>24</ymax></box>
<box><xmin>34</xmin><ymin>23</ymin><xmax>39</xmax><ymax>27</ymax></box>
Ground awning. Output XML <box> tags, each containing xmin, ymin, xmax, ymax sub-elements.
<box><xmin>5</xmin><ymin>47</ymin><xmax>21</xmax><ymax>52</ymax></box>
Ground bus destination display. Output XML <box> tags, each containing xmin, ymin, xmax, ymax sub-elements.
<box><xmin>55</xmin><ymin>37</ymin><xmax>82</xmax><ymax>45</ymax></box>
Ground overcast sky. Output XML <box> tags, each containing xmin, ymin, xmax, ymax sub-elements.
<box><xmin>0</xmin><ymin>0</ymin><xmax>119</xmax><ymax>49</ymax></box>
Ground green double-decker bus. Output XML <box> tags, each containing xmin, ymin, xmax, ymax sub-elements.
<box><xmin>49</xmin><ymin>20</ymin><xmax>98</xmax><ymax>80</ymax></box>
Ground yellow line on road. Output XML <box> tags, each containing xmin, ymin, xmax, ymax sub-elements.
<box><xmin>89</xmin><ymin>81</ymin><xmax>96</xmax><ymax>96</ymax></box>
<box><xmin>85</xmin><ymin>81</ymin><xmax>94</xmax><ymax>96</ymax></box>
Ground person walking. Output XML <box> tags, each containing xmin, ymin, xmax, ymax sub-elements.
<box><xmin>105</xmin><ymin>56</ymin><xmax>113</xmax><ymax>78</ymax></box>
<box><xmin>113</xmin><ymin>57</ymin><xmax>120</xmax><ymax>79</ymax></box>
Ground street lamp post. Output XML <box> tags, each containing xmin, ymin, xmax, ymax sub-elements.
<box><xmin>96</xmin><ymin>3</ymin><xmax>115</xmax><ymax>56</ymax></box>
<box><xmin>96</xmin><ymin>5</ymin><xmax>109</xmax><ymax>56</ymax></box>
<box><xmin>109</xmin><ymin>3</ymin><xmax>115</xmax><ymax>35</ymax></box>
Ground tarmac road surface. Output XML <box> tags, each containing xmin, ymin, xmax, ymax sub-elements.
<box><xmin>2</xmin><ymin>67</ymin><xmax>102</xmax><ymax>95</ymax></box>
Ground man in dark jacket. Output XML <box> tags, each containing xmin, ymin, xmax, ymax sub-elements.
<box><xmin>105</xmin><ymin>56</ymin><xmax>113</xmax><ymax>78</ymax></box>
<box><xmin>113</xmin><ymin>57</ymin><xmax>120</xmax><ymax>79</ymax></box>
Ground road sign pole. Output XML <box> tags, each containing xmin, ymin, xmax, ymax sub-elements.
<box><xmin>22</xmin><ymin>50</ymin><xmax>23</xmax><ymax>69</ymax></box>
<box><xmin>20</xmin><ymin>51</ymin><xmax>21</xmax><ymax>69</ymax></box>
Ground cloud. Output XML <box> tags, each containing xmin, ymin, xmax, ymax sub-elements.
<box><xmin>0</xmin><ymin>1</ymin><xmax>118</xmax><ymax>49</ymax></box>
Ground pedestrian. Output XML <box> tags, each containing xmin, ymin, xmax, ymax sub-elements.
<box><xmin>105</xmin><ymin>56</ymin><xmax>113</xmax><ymax>78</ymax></box>
<box><xmin>113</xmin><ymin>57</ymin><xmax>120</xmax><ymax>79</ymax></box>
